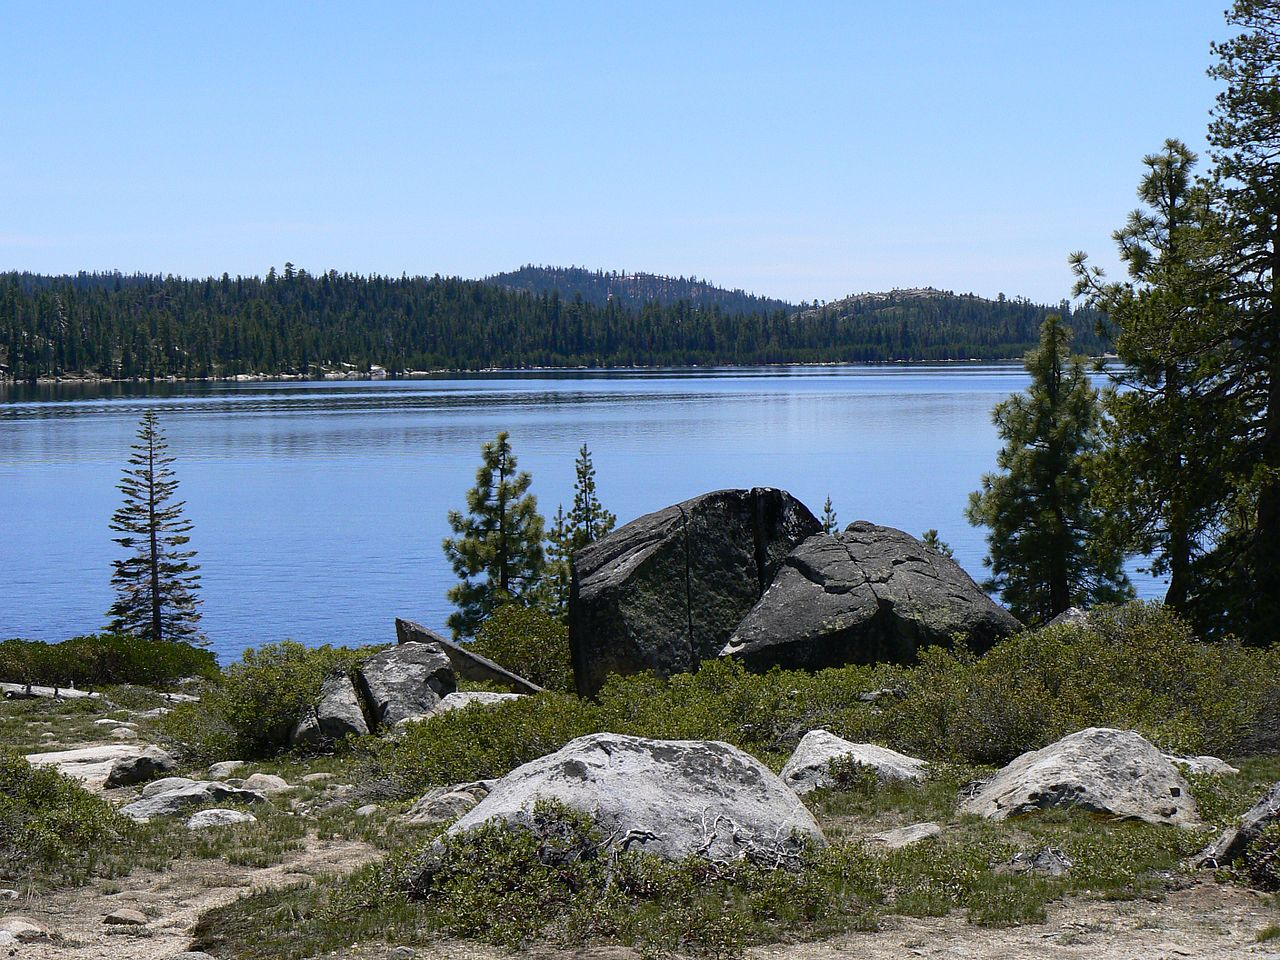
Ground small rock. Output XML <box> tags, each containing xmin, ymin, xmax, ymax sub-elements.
<box><xmin>186</xmin><ymin>809</ymin><xmax>258</xmax><ymax>830</ymax></box>
<box><xmin>996</xmin><ymin>847</ymin><xmax>1073</xmax><ymax>877</ymax></box>
<box><xmin>110</xmin><ymin>726</ymin><xmax>138</xmax><ymax>740</ymax></box>
<box><xmin>355</xmin><ymin>804</ymin><xmax>381</xmax><ymax>817</ymax></box>
<box><xmin>0</xmin><ymin>916</ymin><xmax>49</xmax><ymax>942</ymax></box>
<box><xmin>141</xmin><ymin>776</ymin><xmax>199</xmax><ymax>798</ymax></box>
<box><xmin>207</xmin><ymin>761</ymin><xmax>245</xmax><ymax>779</ymax></box>
<box><xmin>103</xmin><ymin>908</ymin><xmax>149</xmax><ymax>925</ymax></box>
<box><xmin>388</xmin><ymin>948</ymin><xmax>416</xmax><ymax>960</ymax></box>
<box><xmin>93</xmin><ymin>717</ymin><xmax>126</xmax><ymax>726</ymax></box>
<box><xmin>425</xmin><ymin>691</ymin><xmax>525</xmax><ymax>718</ymax></box>
<box><xmin>301</xmin><ymin>772</ymin><xmax>335</xmax><ymax>783</ymax></box>
<box><xmin>133</xmin><ymin>707</ymin><xmax>171</xmax><ymax>719</ymax></box>
<box><xmin>402</xmin><ymin>780</ymin><xmax>497</xmax><ymax>825</ymax></box>
<box><xmin>241</xmin><ymin>773</ymin><xmax>291</xmax><ymax>794</ymax></box>
<box><xmin>866</xmin><ymin>822</ymin><xmax>942</xmax><ymax>850</ymax></box>
<box><xmin>171</xmin><ymin>954</ymin><xmax>218</xmax><ymax>960</ymax></box>
<box><xmin>120</xmin><ymin>782</ymin><xmax>267</xmax><ymax>822</ymax></box>
<box><xmin>1164</xmin><ymin>753</ymin><xmax>1240</xmax><ymax>777</ymax></box>
<box><xmin>106</xmin><ymin>746</ymin><xmax>177</xmax><ymax>787</ymax></box>
<box><xmin>0</xmin><ymin>890</ymin><xmax>17</xmax><ymax>901</ymax></box>
<box><xmin>780</xmin><ymin>730</ymin><xmax>928</xmax><ymax>793</ymax></box>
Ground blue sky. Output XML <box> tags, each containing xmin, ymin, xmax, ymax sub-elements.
<box><xmin>1</xmin><ymin>2</ymin><xmax>1226</xmax><ymax>304</ymax></box>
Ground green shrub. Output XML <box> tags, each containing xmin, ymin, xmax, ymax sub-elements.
<box><xmin>470</xmin><ymin>603</ymin><xmax>574</xmax><ymax>691</ymax></box>
<box><xmin>1244</xmin><ymin>823</ymin><xmax>1280</xmax><ymax>891</ymax></box>
<box><xmin>0</xmin><ymin>751</ymin><xmax>126</xmax><ymax>883</ymax></box>
<box><xmin>160</xmin><ymin>640</ymin><xmax>376</xmax><ymax>761</ymax></box>
<box><xmin>0</xmin><ymin>634</ymin><xmax>217</xmax><ymax>690</ymax></box>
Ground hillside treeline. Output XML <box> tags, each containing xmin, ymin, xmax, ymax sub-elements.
<box><xmin>0</xmin><ymin>268</ymin><xmax>1106</xmax><ymax>381</ymax></box>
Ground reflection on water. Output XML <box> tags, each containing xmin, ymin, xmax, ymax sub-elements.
<box><xmin>0</xmin><ymin>366</ymin><xmax>1160</xmax><ymax>661</ymax></box>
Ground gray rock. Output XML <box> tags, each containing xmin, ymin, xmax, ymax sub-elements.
<box><xmin>301</xmin><ymin>772</ymin><xmax>335</xmax><ymax>784</ymax></box>
<box><xmin>0</xmin><ymin>916</ymin><xmax>49</xmax><ymax>942</ymax></box>
<box><xmin>171</xmin><ymin>954</ymin><xmax>218</xmax><ymax>960</ymax></box>
<box><xmin>1191</xmin><ymin>781</ymin><xmax>1280</xmax><ymax>870</ymax></box>
<box><xmin>207</xmin><ymin>760</ymin><xmax>245</xmax><ymax>779</ymax></box>
<box><xmin>958</xmin><ymin>728</ymin><xmax>1199</xmax><ymax>827</ymax></box>
<box><xmin>722</xmin><ymin>523</ymin><xmax>1021</xmax><ymax>671</ymax></box>
<box><xmin>569</xmin><ymin>488</ymin><xmax>821</xmax><ymax>696</ymax></box>
<box><xmin>1044</xmin><ymin>606</ymin><xmax>1091</xmax><ymax>628</ymax></box>
<box><xmin>103</xmin><ymin>908</ymin><xmax>149</xmax><ymax>925</ymax></box>
<box><xmin>396</xmin><ymin>619</ymin><xmax>545</xmax><ymax>694</ymax></box>
<box><xmin>438</xmin><ymin>733</ymin><xmax>825</xmax><ymax>867</ymax></box>
<box><xmin>402</xmin><ymin>780</ymin><xmax>496</xmax><ymax>825</ymax></box>
<box><xmin>356</xmin><ymin>642</ymin><xmax>456</xmax><ymax>726</ymax></box>
<box><xmin>1</xmin><ymin>681</ymin><xmax>98</xmax><ymax>700</ymax></box>
<box><xmin>241</xmin><ymin>773</ymin><xmax>291</xmax><ymax>794</ymax></box>
<box><xmin>1164</xmin><ymin>753</ymin><xmax>1240</xmax><ymax>777</ymax></box>
<box><xmin>289</xmin><ymin>673</ymin><xmax>371</xmax><ymax>747</ymax></box>
<box><xmin>866</xmin><ymin>822</ymin><xmax>942</xmax><ymax>850</ymax></box>
<box><xmin>186</xmin><ymin>808</ymin><xmax>258</xmax><ymax>829</ymax></box>
<box><xmin>110</xmin><ymin>726</ymin><xmax>139</xmax><ymax>740</ymax></box>
<box><xmin>105</xmin><ymin>746</ymin><xmax>177</xmax><ymax>787</ymax></box>
<box><xmin>780</xmin><ymin>730</ymin><xmax>928</xmax><ymax>794</ymax></box>
<box><xmin>119</xmin><ymin>781</ymin><xmax>268</xmax><ymax>822</ymax></box>
<box><xmin>141</xmin><ymin>776</ymin><xmax>198</xmax><ymax>798</ymax></box>
<box><xmin>423</xmin><ymin>691</ymin><xmax>525</xmax><ymax>718</ymax></box>
<box><xmin>355</xmin><ymin>804</ymin><xmax>382</xmax><ymax>817</ymax></box>
<box><xmin>24</xmin><ymin>743</ymin><xmax>149</xmax><ymax>791</ymax></box>
<box><xmin>996</xmin><ymin>847</ymin><xmax>1073</xmax><ymax>877</ymax></box>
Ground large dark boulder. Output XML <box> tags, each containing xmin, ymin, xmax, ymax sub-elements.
<box><xmin>569</xmin><ymin>488</ymin><xmax>820</xmax><ymax>696</ymax></box>
<box><xmin>356</xmin><ymin>642</ymin><xmax>456</xmax><ymax>725</ymax></box>
<box><xmin>721</xmin><ymin>522</ymin><xmax>1020</xmax><ymax>670</ymax></box>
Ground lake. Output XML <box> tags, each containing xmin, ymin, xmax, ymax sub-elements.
<box><xmin>0</xmin><ymin>366</ymin><xmax>1160</xmax><ymax>662</ymax></box>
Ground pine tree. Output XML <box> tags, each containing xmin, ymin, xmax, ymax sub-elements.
<box><xmin>921</xmin><ymin>529</ymin><xmax>955</xmax><ymax>559</ymax></box>
<box><xmin>820</xmin><ymin>496</ymin><xmax>839</xmax><ymax>534</ymax></box>
<box><xmin>567</xmin><ymin>443</ymin><xmax>616</xmax><ymax>550</ymax></box>
<box><xmin>544</xmin><ymin>504</ymin><xmax>573</xmax><ymax>619</ymax></box>
<box><xmin>105</xmin><ymin>412</ymin><xmax>203</xmax><ymax>643</ymax></box>
<box><xmin>443</xmin><ymin>431</ymin><xmax>545</xmax><ymax>637</ymax></box>
<box><xmin>966</xmin><ymin>316</ymin><xmax>1132</xmax><ymax>625</ymax></box>
<box><xmin>1070</xmin><ymin>140</ymin><xmax>1237</xmax><ymax>618</ymax></box>
<box><xmin>1203</xmin><ymin>0</ymin><xmax>1280</xmax><ymax>643</ymax></box>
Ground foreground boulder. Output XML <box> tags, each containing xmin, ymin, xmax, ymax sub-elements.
<box><xmin>119</xmin><ymin>781</ymin><xmax>268</xmax><ymax>822</ymax></box>
<box><xmin>722</xmin><ymin>523</ymin><xmax>1021</xmax><ymax>670</ymax></box>
<box><xmin>780</xmin><ymin>730</ymin><xmax>928</xmax><ymax>794</ymax></box>
<box><xmin>1191</xmin><ymin>781</ymin><xmax>1280</xmax><ymax>869</ymax></box>
<box><xmin>437</xmin><ymin>733</ymin><xmax>825</xmax><ymax>866</ymax></box>
<box><xmin>570</xmin><ymin>488</ymin><xmax>820</xmax><ymax>696</ymax></box>
<box><xmin>958</xmin><ymin>728</ymin><xmax>1199</xmax><ymax>827</ymax></box>
<box><xmin>289</xmin><ymin>673</ymin><xmax>371</xmax><ymax>747</ymax></box>
<box><xmin>104</xmin><ymin>746</ymin><xmax>177</xmax><ymax>787</ymax></box>
<box><xmin>356</xmin><ymin>642</ymin><xmax>456</xmax><ymax>725</ymax></box>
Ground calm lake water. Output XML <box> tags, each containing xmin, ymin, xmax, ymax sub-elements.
<box><xmin>0</xmin><ymin>366</ymin><xmax>1160</xmax><ymax>662</ymax></box>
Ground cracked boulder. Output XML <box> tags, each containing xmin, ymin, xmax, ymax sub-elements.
<box><xmin>356</xmin><ymin>642</ymin><xmax>456</xmax><ymax>726</ymax></box>
<box><xmin>290</xmin><ymin>673</ymin><xmax>371</xmax><ymax>747</ymax></box>
<box><xmin>958</xmin><ymin>727</ymin><xmax>1200</xmax><ymax>827</ymax></box>
<box><xmin>721</xmin><ymin>522</ymin><xmax>1020</xmax><ymax>670</ymax></box>
<box><xmin>569</xmin><ymin>488</ymin><xmax>820</xmax><ymax>696</ymax></box>
<box><xmin>434</xmin><ymin>733</ymin><xmax>825</xmax><ymax>867</ymax></box>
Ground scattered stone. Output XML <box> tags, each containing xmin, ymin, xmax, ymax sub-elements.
<box><xmin>1164</xmin><ymin>753</ymin><xmax>1240</xmax><ymax>777</ymax></box>
<box><xmin>402</xmin><ymin>780</ymin><xmax>496</xmax><ymax>825</ymax></box>
<box><xmin>387</xmin><ymin>948</ymin><xmax>416</xmax><ymax>960</ymax></box>
<box><xmin>866</xmin><ymin>822</ymin><xmax>942</xmax><ymax>850</ymax></box>
<box><xmin>133</xmin><ymin>707</ymin><xmax>171</xmax><ymax>719</ymax></box>
<box><xmin>857</xmin><ymin>687</ymin><xmax>908</xmax><ymax>704</ymax></box>
<box><xmin>958</xmin><ymin>728</ymin><xmax>1199</xmax><ymax>827</ymax></box>
<box><xmin>0</xmin><ymin>916</ymin><xmax>49</xmax><ymax>942</ymax></box>
<box><xmin>102</xmin><ymin>908</ymin><xmax>149</xmax><ymax>925</ymax></box>
<box><xmin>24</xmin><ymin>743</ymin><xmax>149</xmax><ymax>791</ymax></box>
<box><xmin>1045</xmin><ymin>607</ymin><xmax>1091</xmax><ymax>628</ymax></box>
<box><xmin>1</xmin><ymin>681</ymin><xmax>98</xmax><ymax>700</ymax></box>
<box><xmin>722</xmin><ymin>523</ymin><xmax>1021</xmax><ymax>671</ymax></box>
<box><xmin>141</xmin><ymin>776</ymin><xmax>198</xmax><ymax>798</ymax></box>
<box><xmin>780</xmin><ymin>730</ymin><xmax>928</xmax><ymax>794</ymax></box>
<box><xmin>93</xmin><ymin>717</ymin><xmax>127</xmax><ymax>726</ymax></box>
<box><xmin>119</xmin><ymin>781</ymin><xmax>268</xmax><ymax>822</ymax></box>
<box><xmin>1192</xmin><ymin>781</ymin><xmax>1280</xmax><ymax>869</ymax></box>
<box><xmin>356</xmin><ymin>642</ymin><xmax>456</xmax><ymax>726</ymax></box>
<box><xmin>355</xmin><ymin>804</ymin><xmax>382</xmax><ymax>817</ymax></box>
<box><xmin>570</xmin><ymin>487</ymin><xmax>821</xmax><ymax>696</ymax></box>
<box><xmin>186</xmin><ymin>808</ymin><xmax>258</xmax><ymax>829</ymax></box>
<box><xmin>110</xmin><ymin>726</ymin><xmax>139</xmax><ymax>740</ymax></box>
<box><xmin>437</xmin><ymin>733</ymin><xmax>825</xmax><ymax>868</ymax></box>
<box><xmin>0</xmin><ymin>891</ymin><xmax>17</xmax><ymax>902</ymax></box>
<box><xmin>207</xmin><ymin>760</ymin><xmax>245</xmax><ymax>779</ymax></box>
<box><xmin>996</xmin><ymin>847</ymin><xmax>1073</xmax><ymax>877</ymax></box>
<box><xmin>289</xmin><ymin>673</ymin><xmax>371</xmax><ymax>748</ymax></box>
<box><xmin>301</xmin><ymin>772</ymin><xmax>335</xmax><ymax>783</ymax></box>
<box><xmin>105</xmin><ymin>746</ymin><xmax>177</xmax><ymax>787</ymax></box>
<box><xmin>171</xmin><ymin>954</ymin><xmax>218</xmax><ymax>959</ymax></box>
<box><xmin>241</xmin><ymin>773</ymin><xmax>291</xmax><ymax>794</ymax></box>
<box><xmin>396</xmin><ymin>619</ymin><xmax>545</xmax><ymax>694</ymax></box>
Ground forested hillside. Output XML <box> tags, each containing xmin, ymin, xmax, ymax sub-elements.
<box><xmin>486</xmin><ymin>265</ymin><xmax>795</xmax><ymax>313</ymax></box>
<box><xmin>0</xmin><ymin>268</ymin><xmax>1106</xmax><ymax>381</ymax></box>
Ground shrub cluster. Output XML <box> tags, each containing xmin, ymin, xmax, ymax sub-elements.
<box><xmin>0</xmin><ymin>751</ymin><xmax>126</xmax><ymax>883</ymax></box>
<box><xmin>0</xmin><ymin>634</ymin><xmax>218</xmax><ymax>690</ymax></box>
<box><xmin>469</xmin><ymin>602</ymin><xmax>573</xmax><ymax>692</ymax></box>
<box><xmin>159</xmin><ymin>640</ymin><xmax>377</xmax><ymax>761</ymax></box>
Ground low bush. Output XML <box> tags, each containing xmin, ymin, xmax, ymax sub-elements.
<box><xmin>0</xmin><ymin>751</ymin><xmax>127</xmax><ymax>884</ymax></box>
<box><xmin>1244</xmin><ymin>823</ymin><xmax>1280</xmax><ymax>891</ymax></box>
<box><xmin>469</xmin><ymin>602</ymin><xmax>574</xmax><ymax>691</ymax></box>
<box><xmin>0</xmin><ymin>633</ymin><xmax>218</xmax><ymax>690</ymax></box>
<box><xmin>159</xmin><ymin>640</ymin><xmax>376</xmax><ymax>761</ymax></box>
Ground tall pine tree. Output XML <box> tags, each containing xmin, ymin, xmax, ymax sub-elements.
<box><xmin>966</xmin><ymin>316</ymin><xmax>1132</xmax><ymax>624</ymax></box>
<box><xmin>443</xmin><ymin>431</ymin><xmax>545</xmax><ymax>637</ymax></box>
<box><xmin>567</xmin><ymin>443</ymin><xmax>616</xmax><ymax>550</ymax></box>
<box><xmin>106</xmin><ymin>412</ymin><xmax>203</xmax><ymax>643</ymax></box>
